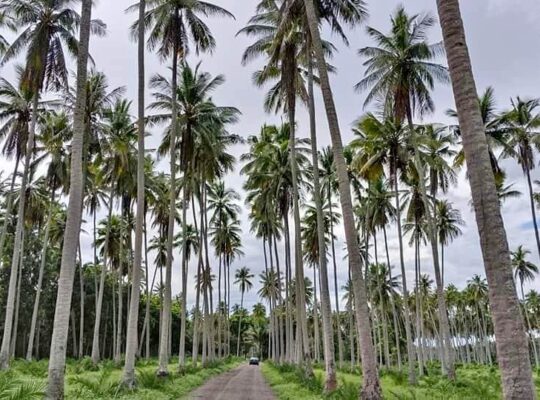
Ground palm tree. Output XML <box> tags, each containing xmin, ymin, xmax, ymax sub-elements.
<box><xmin>123</xmin><ymin>0</ymin><xmax>146</xmax><ymax>387</ymax></box>
<box><xmin>148</xmin><ymin>61</ymin><xmax>239</xmax><ymax>368</ymax></box>
<box><xmin>235</xmin><ymin>267</ymin><xmax>254</xmax><ymax>356</ymax></box>
<box><xmin>46</xmin><ymin>0</ymin><xmax>95</xmax><ymax>396</ymax></box>
<box><xmin>500</xmin><ymin>98</ymin><xmax>540</xmax><ymax>259</ymax></box>
<box><xmin>301</xmin><ymin>0</ymin><xmax>381</xmax><ymax>396</ymax></box>
<box><xmin>319</xmin><ymin>147</ymin><xmax>345</xmax><ymax>368</ymax></box>
<box><xmin>0</xmin><ymin>11</ymin><xmax>14</xmax><ymax>55</ymax></box>
<box><xmin>239</xmin><ymin>0</ymin><xmax>313</xmax><ymax>369</ymax></box>
<box><xmin>208</xmin><ymin>181</ymin><xmax>240</xmax><ymax>356</ymax></box>
<box><xmin>0</xmin><ymin>70</ymin><xmax>49</xmax><ymax>288</ymax></box>
<box><xmin>447</xmin><ymin>87</ymin><xmax>506</xmax><ymax>183</ymax></box>
<box><xmin>436</xmin><ymin>200</ymin><xmax>464</xmax><ymax>287</ymax></box>
<box><xmin>132</xmin><ymin>0</ymin><xmax>233</xmax><ymax>373</ymax></box>
<box><xmin>351</xmin><ymin>113</ymin><xmax>415</xmax><ymax>381</ymax></box>
<box><xmin>356</xmin><ymin>7</ymin><xmax>455</xmax><ymax>379</ymax></box>
<box><xmin>512</xmin><ymin>245</ymin><xmax>540</xmax><ymax>367</ymax></box>
<box><xmin>242</xmin><ymin>123</ymin><xmax>310</xmax><ymax>363</ymax></box>
<box><xmin>0</xmin><ymin>0</ymin><xmax>104</xmax><ymax>373</ymax></box>
<box><xmin>436</xmin><ymin>0</ymin><xmax>535</xmax><ymax>396</ymax></box>
<box><xmin>512</xmin><ymin>246</ymin><xmax>538</xmax><ymax>301</ymax></box>
<box><xmin>497</xmin><ymin>178</ymin><xmax>522</xmax><ymax>205</ymax></box>
<box><xmin>26</xmin><ymin>111</ymin><xmax>71</xmax><ymax>361</ymax></box>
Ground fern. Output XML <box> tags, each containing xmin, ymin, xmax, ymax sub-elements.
<box><xmin>0</xmin><ymin>374</ymin><xmax>45</xmax><ymax>400</ymax></box>
<box><xmin>70</xmin><ymin>368</ymin><xmax>120</xmax><ymax>397</ymax></box>
<box><xmin>136</xmin><ymin>368</ymin><xmax>167</xmax><ymax>389</ymax></box>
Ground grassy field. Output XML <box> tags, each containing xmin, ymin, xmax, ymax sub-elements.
<box><xmin>261</xmin><ymin>362</ymin><xmax>540</xmax><ymax>400</ymax></box>
<box><xmin>0</xmin><ymin>357</ymin><xmax>241</xmax><ymax>399</ymax></box>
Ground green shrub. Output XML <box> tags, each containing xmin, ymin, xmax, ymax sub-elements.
<box><xmin>0</xmin><ymin>373</ymin><xmax>45</xmax><ymax>400</ymax></box>
<box><xmin>136</xmin><ymin>369</ymin><xmax>168</xmax><ymax>389</ymax></box>
<box><xmin>70</xmin><ymin>368</ymin><xmax>121</xmax><ymax>398</ymax></box>
<box><xmin>12</xmin><ymin>359</ymin><xmax>48</xmax><ymax>378</ymax></box>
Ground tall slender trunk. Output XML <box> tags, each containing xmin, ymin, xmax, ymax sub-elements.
<box><xmin>436</xmin><ymin>1</ymin><xmax>535</xmax><ymax>397</ymax></box>
<box><xmin>283</xmin><ymin>215</ymin><xmax>293</xmax><ymax>362</ymax></box>
<box><xmin>142</xmin><ymin>218</ymin><xmax>151</xmax><ymax>358</ymax></box>
<box><xmin>375</xmin><ymin>234</ymin><xmax>390</xmax><ymax>368</ymax></box>
<box><xmin>329</xmin><ymin>187</ymin><xmax>344</xmax><ymax>369</ymax></box>
<box><xmin>393</xmin><ymin>177</ymin><xmax>416</xmax><ymax>384</ymax></box>
<box><xmin>78</xmin><ymin>244</ymin><xmax>85</xmax><ymax>358</ymax></box>
<box><xmin>0</xmin><ymin>95</ymin><xmax>38</xmax><ymax>370</ymax></box>
<box><xmin>157</xmin><ymin>36</ymin><xmax>179</xmax><ymax>376</ymax></box>
<box><xmin>236</xmin><ymin>292</ymin><xmax>245</xmax><ymax>357</ymax></box>
<box><xmin>312</xmin><ymin>266</ymin><xmax>320</xmax><ymax>361</ymax></box>
<box><xmin>46</xmin><ymin>1</ymin><xmax>91</xmax><ymax>396</ymax></box>
<box><xmin>91</xmin><ymin>188</ymin><xmax>114</xmax><ymax>363</ymax></box>
<box><xmin>115</xmin><ymin>258</ymin><xmax>124</xmax><ymax>363</ymax></box>
<box><xmin>192</xmin><ymin>193</ymin><xmax>204</xmax><ymax>367</ymax></box>
<box><xmin>414</xmin><ymin>237</ymin><xmax>424</xmax><ymax>376</ymax></box>
<box><xmin>202</xmin><ymin>187</ymin><xmax>215</xmax><ymax>362</ymax></box>
<box><xmin>525</xmin><ymin>169</ymin><xmax>540</xmax><ymax>259</ymax></box>
<box><xmin>0</xmin><ymin>153</ymin><xmax>20</xmax><ymax>268</ymax></box>
<box><xmin>10</xmin><ymin>231</ymin><xmax>24</xmax><ymax>358</ymax></box>
<box><xmin>302</xmin><ymin>1</ymin><xmax>381</xmax><ymax>396</ymax></box>
<box><xmin>179</xmin><ymin>185</ymin><xmax>189</xmax><ymax>368</ymax></box>
<box><xmin>408</xmin><ymin>114</ymin><xmax>454</xmax><ymax>379</ymax></box>
<box><xmin>285</xmin><ymin>52</ymin><xmax>311</xmax><ymax>373</ymax></box>
<box><xmin>217</xmin><ymin>252</ymin><xmax>223</xmax><ymax>358</ymax></box>
<box><xmin>27</xmin><ymin>188</ymin><xmax>57</xmax><ymax>360</ymax></box>
<box><xmin>307</xmin><ymin>44</ymin><xmax>336</xmax><ymax>389</ymax></box>
<box><xmin>383</xmin><ymin>225</ymin><xmax>402</xmax><ymax>369</ymax></box>
<box><xmin>123</xmin><ymin>0</ymin><xmax>146</xmax><ymax>385</ymax></box>
<box><xmin>521</xmin><ymin>284</ymin><xmax>540</xmax><ymax>368</ymax></box>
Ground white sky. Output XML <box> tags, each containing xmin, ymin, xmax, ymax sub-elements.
<box><xmin>4</xmin><ymin>0</ymin><xmax>540</xmax><ymax>312</ymax></box>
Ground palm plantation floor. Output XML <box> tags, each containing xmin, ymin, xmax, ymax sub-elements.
<box><xmin>2</xmin><ymin>357</ymin><xmax>241</xmax><ymax>399</ymax></box>
<box><xmin>261</xmin><ymin>362</ymin><xmax>540</xmax><ymax>400</ymax></box>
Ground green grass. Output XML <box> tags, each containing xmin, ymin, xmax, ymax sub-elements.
<box><xmin>261</xmin><ymin>362</ymin><xmax>540</xmax><ymax>400</ymax></box>
<box><xmin>2</xmin><ymin>357</ymin><xmax>241</xmax><ymax>399</ymax></box>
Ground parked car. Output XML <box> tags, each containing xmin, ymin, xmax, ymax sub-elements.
<box><xmin>249</xmin><ymin>357</ymin><xmax>259</xmax><ymax>365</ymax></box>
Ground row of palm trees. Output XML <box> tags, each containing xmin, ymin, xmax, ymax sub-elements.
<box><xmin>0</xmin><ymin>0</ymin><xmax>536</xmax><ymax>399</ymax></box>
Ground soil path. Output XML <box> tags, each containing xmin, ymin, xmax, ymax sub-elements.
<box><xmin>188</xmin><ymin>363</ymin><xmax>276</xmax><ymax>400</ymax></box>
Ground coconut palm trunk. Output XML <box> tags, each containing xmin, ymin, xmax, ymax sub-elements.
<box><xmin>408</xmin><ymin>114</ymin><xmax>455</xmax><ymax>379</ymax></box>
<box><xmin>123</xmin><ymin>0</ymin><xmax>146</xmax><ymax>386</ymax></box>
<box><xmin>10</xmin><ymin>233</ymin><xmax>24</xmax><ymax>359</ymax></box>
<box><xmin>436</xmin><ymin>0</ymin><xmax>535</xmax><ymax>397</ymax></box>
<box><xmin>307</xmin><ymin>44</ymin><xmax>337</xmax><ymax>390</ymax></box>
<box><xmin>520</xmin><ymin>283</ymin><xmax>540</xmax><ymax>368</ymax></box>
<box><xmin>192</xmin><ymin>193</ymin><xmax>204</xmax><ymax>366</ymax></box>
<box><xmin>236</xmin><ymin>290</ymin><xmax>246</xmax><ymax>357</ymax></box>
<box><xmin>383</xmin><ymin>225</ymin><xmax>402</xmax><ymax>369</ymax></box>
<box><xmin>46</xmin><ymin>1</ymin><xmax>92</xmax><ymax>396</ymax></box>
<box><xmin>157</xmin><ymin>33</ymin><xmax>180</xmax><ymax>376</ymax></box>
<box><xmin>0</xmin><ymin>154</ymin><xmax>21</xmax><ymax>269</ymax></box>
<box><xmin>284</xmin><ymin>50</ymin><xmax>311</xmax><ymax>373</ymax></box>
<box><xmin>91</xmin><ymin>188</ymin><xmax>114</xmax><ymax>364</ymax></box>
<box><xmin>179</xmin><ymin>185</ymin><xmax>190</xmax><ymax>368</ymax></box>
<box><xmin>328</xmin><ymin>188</ymin><xmax>344</xmax><ymax>368</ymax></box>
<box><xmin>525</xmin><ymin>169</ymin><xmax>540</xmax><ymax>259</ymax></box>
<box><xmin>26</xmin><ymin>188</ymin><xmax>57</xmax><ymax>360</ymax></box>
<box><xmin>302</xmin><ymin>0</ymin><xmax>381</xmax><ymax>397</ymax></box>
<box><xmin>313</xmin><ymin>266</ymin><xmax>320</xmax><ymax>362</ymax></box>
<box><xmin>115</xmin><ymin>237</ymin><xmax>124</xmax><ymax>363</ymax></box>
<box><xmin>78</xmin><ymin>245</ymin><xmax>85</xmax><ymax>359</ymax></box>
<box><xmin>393</xmin><ymin>175</ymin><xmax>417</xmax><ymax>384</ymax></box>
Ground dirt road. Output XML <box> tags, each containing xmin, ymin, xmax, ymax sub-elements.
<box><xmin>188</xmin><ymin>363</ymin><xmax>276</xmax><ymax>400</ymax></box>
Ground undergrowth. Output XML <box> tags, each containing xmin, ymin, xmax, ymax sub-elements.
<box><xmin>3</xmin><ymin>356</ymin><xmax>241</xmax><ymax>399</ymax></box>
<box><xmin>262</xmin><ymin>361</ymin><xmax>540</xmax><ymax>400</ymax></box>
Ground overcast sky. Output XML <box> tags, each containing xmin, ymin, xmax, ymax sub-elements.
<box><xmin>6</xmin><ymin>0</ymin><xmax>540</xmax><ymax>312</ymax></box>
